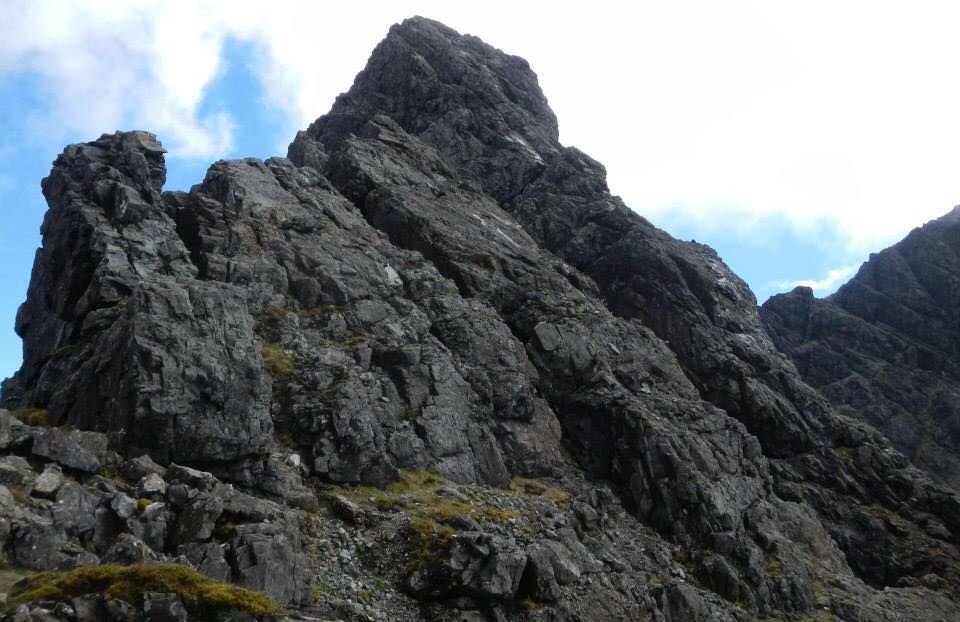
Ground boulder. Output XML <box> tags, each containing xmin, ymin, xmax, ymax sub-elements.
<box><xmin>230</xmin><ymin>522</ymin><xmax>310</xmax><ymax>607</ymax></box>
<box><xmin>407</xmin><ymin>532</ymin><xmax>528</xmax><ymax>600</ymax></box>
<box><xmin>123</xmin><ymin>455</ymin><xmax>167</xmax><ymax>481</ymax></box>
<box><xmin>137</xmin><ymin>473</ymin><xmax>167</xmax><ymax>498</ymax></box>
<box><xmin>142</xmin><ymin>593</ymin><xmax>188</xmax><ymax>622</ymax></box>
<box><xmin>31</xmin><ymin>428</ymin><xmax>102</xmax><ymax>473</ymax></box>
<box><xmin>0</xmin><ymin>456</ymin><xmax>35</xmax><ymax>486</ymax></box>
<box><xmin>30</xmin><ymin>464</ymin><xmax>63</xmax><ymax>499</ymax></box>
<box><xmin>170</xmin><ymin>493</ymin><xmax>223</xmax><ymax>546</ymax></box>
<box><xmin>111</xmin><ymin>493</ymin><xmax>138</xmax><ymax>519</ymax></box>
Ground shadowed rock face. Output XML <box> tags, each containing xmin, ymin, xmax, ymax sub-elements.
<box><xmin>762</xmin><ymin>207</ymin><xmax>960</xmax><ymax>490</ymax></box>
<box><xmin>2</xmin><ymin>15</ymin><xmax>960</xmax><ymax>622</ymax></box>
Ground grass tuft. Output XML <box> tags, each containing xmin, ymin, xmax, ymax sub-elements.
<box><xmin>261</xmin><ymin>343</ymin><xmax>294</xmax><ymax>379</ymax></box>
<box><xmin>509</xmin><ymin>477</ymin><xmax>570</xmax><ymax>506</ymax></box>
<box><xmin>407</xmin><ymin>516</ymin><xmax>454</xmax><ymax>566</ymax></box>
<box><xmin>765</xmin><ymin>558</ymin><xmax>784</xmax><ymax>578</ymax></box>
<box><xmin>13</xmin><ymin>408</ymin><xmax>49</xmax><ymax>426</ymax></box>
<box><xmin>5</xmin><ymin>563</ymin><xmax>281</xmax><ymax>618</ymax></box>
<box><xmin>521</xmin><ymin>598</ymin><xmax>541</xmax><ymax>612</ymax></box>
<box><xmin>482</xmin><ymin>508</ymin><xmax>517</xmax><ymax>521</ymax></box>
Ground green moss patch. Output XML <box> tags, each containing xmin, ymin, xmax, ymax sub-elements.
<box><xmin>338</xmin><ymin>469</ymin><xmax>557</xmax><ymax>529</ymax></box>
<box><xmin>261</xmin><ymin>343</ymin><xmax>294</xmax><ymax>379</ymax></box>
<box><xmin>0</xmin><ymin>567</ymin><xmax>29</xmax><ymax>594</ymax></box>
<box><xmin>6</xmin><ymin>563</ymin><xmax>281</xmax><ymax>618</ymax></box>
<box><xmin>13</xmin><ymin>408</ymin><xmax>49</xmax><ymax>426</ymax></box>
<box><xmin>509</xmin><ymin>477</ymin><xmax>570</xmax><ymax>506</ymax></box>
<box><xmin>408</xmin><ymin>515</ymin><xmax>455</xmax><ymax>564</ymax></box>
<box><xmin>339</xmin><ymin>467</ymin><xmax>470</xmax><ymax>520</ymax></box>
<box><xmin>336</xmin><ymin>467</ymin><xmax>531</xmax><ymax>569</ymax></box>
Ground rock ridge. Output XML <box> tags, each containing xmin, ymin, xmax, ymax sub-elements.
<box><xmin>762</xmin><ymin>207</ymin><xmax>960</xmax><ymax>491</ymax></box>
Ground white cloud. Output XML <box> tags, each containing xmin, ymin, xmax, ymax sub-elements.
<box><xmin>0</xmin><ymin>1</ymin><xmax>234</xmax><ymax>157</ymax></box>
<box><xmin>773</xmin><ymin>264</ymin><xmax>860</xmax><ymax>294</ymax></box>
<box><xmin>2</xmin><ymin>0</ymin><xmax>959</xmax><ymax>254</ymax></box>
<box><xmin>534</xmin><ymin>2</ymin><xmax>960</xmax><ymax>254</ymax></box>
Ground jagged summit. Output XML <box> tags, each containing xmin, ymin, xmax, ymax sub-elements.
<box><xmin>292</xmin><ymin>16</ymin><xmax>560</xmax><ymax>205</ymax></box>
<box><xmin>1</xmin><ymin>16</ymin><xmax>959</xmax><ymax>622</ymax></box>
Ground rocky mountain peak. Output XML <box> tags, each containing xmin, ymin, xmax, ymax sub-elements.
<box><xmin>1</xmin><ymin>16</ymin><xmax>959</xmax><ymax>622</ymax></box>
<box><xmin>293</xmin><ymin>16</ymin><xmax>560</xmax><ymax>204</ymax></box>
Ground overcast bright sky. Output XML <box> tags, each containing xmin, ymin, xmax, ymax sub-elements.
<box><xmin>2</xmin><ymin>0</ymin><xmax>960</xmax><ymax>379</ymax></box>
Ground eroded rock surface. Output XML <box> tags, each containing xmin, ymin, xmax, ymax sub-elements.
<box><xmin>2</xmin><ymin>132</ymin><xmax>272</xmax><ymax>466</ymax></box>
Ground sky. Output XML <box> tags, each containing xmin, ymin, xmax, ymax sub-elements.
<box><xmin>2</xmin><ymin>1</ymin><xmax>960</xmax><ymax>380</ymax></box>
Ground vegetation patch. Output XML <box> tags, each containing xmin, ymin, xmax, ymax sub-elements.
<box><xmin>336</xmin><ymin>467</ymin><xmax>518</xmax><ymax>533</ymax></box>
<box><xmin>261</xmin><ymin>343</ymin><xmax>294</xmax><ymax>379</ymax></box>
<box><xmin>13</xmin><ymin>408</ymin><xmax>49</xmax><ymax>426</ymax></box>
<box><xmin>482</xmin><ymin>508</ymin><xmax>517</xmax><ymax>521</ymax></box>
<box><xmin>0</xmin><ymin>566</ymin><xmax>29</xmax><ymax>595</ymax></box>
<box><xmin>341</xmin><ymin>468</ymin><xmax>458</xmax><ymax>514</ymax></box>
<box><xmin>337</xmin><ymin>470</ymin><xmax>556</xmax><ymax>531</ymax></box>
<box><xmin>5</xmin><ymin>563</ymin><xmax>280</xmax><ymax>618</ymax></box>
<box><xmin>672</xmin><ymin>550</ymin><xmax>698</xmax><ymax>573</ymax></box>
<box><xmin>509</xmin><ymin>477</ymin><xmax>570</xmax><ymax>506</ymax></box>
<box><xmin>333</xmin><ymin>469</ymin><xmax>551</xmax><ymax>570</ymax></box>
<box><xmin>97</xmin><ymin>465</ymin><xmax>125</xmax><ymax>482</ymax></box>
<box><xmin>407</xmin><ymin>515</ymin><xmax>455</xmax><ymax>567</ymax></box>
<box><xmin>521</xmin><ymin>598</ymin><xmax>541</xmax><ymax>612</ymax></box>
<box><xmin>764</xmin><ymin>558</ymin><xmax>783</xmax><ymax>578</ymax></box>
<box><xmin>275</xmin><ymin>431</ymin><xmax>298</xmax><ymax>450</ymax></box>
<box><xmin>389</xmin><ymin>467</ymin><xmax>445</xmax><ymax>491</ymax></box>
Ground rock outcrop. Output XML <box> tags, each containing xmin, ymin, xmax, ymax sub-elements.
<box><xmin>1</xmin><ymin>15</ymin><xmax>958</xmax><ymax>622</ymax></box>
<box><xmin>2</xmin><ymin>132</ymin><xmax>273</xmax><ymax>466</ymax></box>
<box><xmin>762</xmin><ymin>207</ymin><xmax>960</xmax><ymax>491</ymax></box>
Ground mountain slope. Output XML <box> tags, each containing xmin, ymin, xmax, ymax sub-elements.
<box><xmin>293</xmin><ymin>15</ymin><xmax>960</xmax><ymax>593</ymax></box>
<box><xmin>1</xmin><ymin>16</ymin><xmax>958</xmax><ymax>622</ymax></box>
<box><xmin>762</xmin><ymin>207</ymin><xmax>960</xmax><ymax>490</ymax></box>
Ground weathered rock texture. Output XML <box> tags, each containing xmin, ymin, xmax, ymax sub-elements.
<box><xmin>1</xmin><ymin>15</ymin><xmax>959</xmax><ymax>622</ymax></box>
<box><xmin>3</xmin><ymin>132</ymin><xmax>272</xmax><ymax>465</ymax></box>
<box><xmin>762</xmin><ymin>207</ymin><xmax>960</xmax><ymax>491</ymax></box>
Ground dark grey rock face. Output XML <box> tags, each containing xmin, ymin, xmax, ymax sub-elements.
<box><xmin>1</xmin><ymin>14</ymin><xmax>959</xmax><ymax>622</ymax></box>
<box><xmin>2</xmin><ymin>132</ymin><xmax>272</xmax><ymax>465</ymax></box>
<box><xmin>406</xmin><ymin>531</ymin><xmax>528</xmax><ymax>599</ymax></box>
<box><xmin>762</xmin><ymin>208</ymin><xmax>960</xmax><ymax>490</ymax></box>
<box><xmin>295</xmin><ymin>14</ymin><xmax>960</xmax><ymax>600</ymax></box>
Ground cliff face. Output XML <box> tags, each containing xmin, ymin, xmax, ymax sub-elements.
<box><xmin>1</xmin><ymin>16</ymin><xmax>959</xmax><ymax>622</ymax></box>
<box><xmin>4</xmin><ymin>132</ymin><xmax>274</xmax><ymax>466</ymax></box>
<box><xmin>762</xmin><ymin>207</ymin><xmax>960</xmax><ymax>490</ymax></box>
